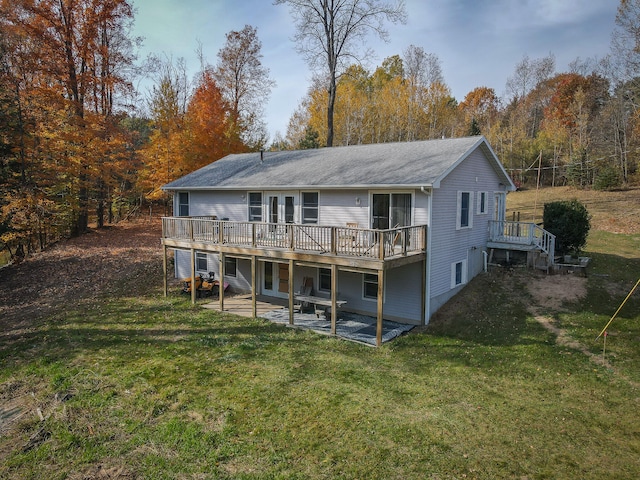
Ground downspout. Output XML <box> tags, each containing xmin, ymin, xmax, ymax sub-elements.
<box><xmin>420</xmin><ymin>186</ymin><xmax>432</xmax><ymax>324</ymax></box>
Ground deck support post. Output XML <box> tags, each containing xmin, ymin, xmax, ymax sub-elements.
<box><xmin>376</xmin><ymin>269</ymin><xmax>385</xmax><ymax>347</ymax></box>
<box><xmin>163</xmin><ymin>244</ymin><xmax>168</xmax><ymax>297</ymax></box>
<box><xmin>330</xmin><ymin>264</ymin><xmax>338</xmax><ymax>335</ymax></box>
<box><xmin>421</xmin><ymin>259</ymin><xmax>426</xmax><ymax>325</ymax></box>
<box><xmin>219</xmin><ymin>253</ymin><xmax>225</xmax><ymax>312</ymax></box>
<box><xmin>190</xmin><ymin>248</ymin><xmax>196</xmax><ymax>305</ymax></box>
<box><xmin>288</xmin><ymin>259</ymin><xmax>295</xmax><ymax>325</ymax></box>
<box><xmin>251</xmin><ymin>256</ymin><xmax>257</xmax><ymax>318</ymax></box>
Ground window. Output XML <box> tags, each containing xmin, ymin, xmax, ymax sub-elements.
<box><xmin>302</xmin><ymin>192</ymin><xmax>318</xmax><ymax>224</ymax></box>
<box><xmin>248</xmin><ymin>192</ymin><xmax>262</xmax><ymax>222</ymax></box>
<box><xmin>319</xmin><ymin>268</ymin><xmax>331</xmax><ymax>292</ymax></box>
<box><xmin>451</xmin><ymin>260</ymin><xmax>467</xmax><ymax>288</ymax></box>
<box><xmin>195</xmin><ymin>252</ymin><xmax>208</xmax><ymax>272</ymax></box>
<box><xmin>264</xmin><ymin>262</ymin><xmax>273</xmax><ymax>290</ymax></box>
<box><xmin>224</xmin><ymin>257</ymin><xmax>237</xmax><ymax>277</ymax></box>
<box><xmin>178</xmin><ymin>192</ymin><xmax>189</xmax><ymax>217</ymax></box>
<box><xmin>363</xmin><ymin>273</ymin><xmax>378</xmax><ymax>299</ymax></box>
<box><xmin>457</xmin><ymin>191</ymin><xmax>473</xmax><ymax>229</ymax></box>
<box><xmin>477</xmin><ymin>191</ymin><xmax>488</xmax><ymax>214</ymax></box>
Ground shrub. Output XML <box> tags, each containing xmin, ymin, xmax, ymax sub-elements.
<box><xmin>543</xmin><ymin>199</ymin><xmax>591</xmax><ymax>256</ymax></box>
<box><xmin>594</xmin><ymin>166</ymin><xmax>622</xmax><ymax>191</ymax></box>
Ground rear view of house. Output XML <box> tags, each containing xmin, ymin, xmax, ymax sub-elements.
<box><xmin>161</xmin><ymin>136</ymin><xmax>542</xmax><ymax>345</ymax></box>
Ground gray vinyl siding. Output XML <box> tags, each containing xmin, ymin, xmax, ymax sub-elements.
<box><xmin>174</xmin><ymin>250</ymin><xmax>252</xmax><ymax>293</ymax></box>
<box><xmin>292</xmin><ymin>265</ymin><xmax>422</xmax><ymax>324</ymax></box>
<box><xmin>174</xmin><ymin>188</ymin><xmax>431</xmax><ymax>228</ymax></box>
<box><xmin>175</xmin><ymin>190</ymin><xmax>247</xmax><ymax>220</ymax></box>
<box><xmin>318</xmin><ymin>189</ymin><xmax>370</xmax><ymax>227</ymax></box>
<box><xmin>428</xmin><ymin>148</ymin><xmax>503</xmax><ymax>314</ymax></box>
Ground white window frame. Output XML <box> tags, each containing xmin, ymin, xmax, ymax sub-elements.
<box><xmin>248</xmin><ymin>192</ymin><xmax>263</xmax><ymax>222</ymax></box>
<box><xmin>362</xmin><ymin>273</ymin><xmax>386</xmax><ymax>302</ymax></box>
<box><xmin>178</xmin><ymin>192</ymin><xmax>189</xmax><ymax>217</ymax></box>
<box><xmin>370</xmin><ymin>191</ymin><xmax>414</xmax><ymax>229</ymax></box>
<box><xmin>195</xmin><ymin>252</ymin><xmax>208</xmax><ymax>273</ymax></box>
<box><xmin>451</xmin><ymin>260</ymin><xmax>467</xmax><ymax>288</ymax></box>
<box><xmin>301</xmin><ymin>191</ymin><xmax>319</xmax><ymax>224</ymax></box>
<box><xmin>318</xmin><ymin>268</ymin><xmax>331</xmax><ymax>292</ymax></box>
<box><xmin>477</xmin><ymin>191</ymin><xmax>488</xmax><ymax>215</ymax></box>
<box><xmin>224</xmin><ymin>256</ymin><xmax>237</xmax><ymax>277</ymax></box>
<box><xmin>456</xmin><ymin>191</ymin><xmax>473</xmax><ymax>229</ymax></box>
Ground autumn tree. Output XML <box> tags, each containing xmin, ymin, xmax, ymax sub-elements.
<box><xmin>184</xmin><ymin>69</ymin><xmax>244</xmax><ymax>168</ymax></box>
<box><xmin>139</xmin><ymin>57</ymin><xmax>190</xmax><ymax>201</ymax></box>
<box><xmin>458</xmin><ymin>87</ymin><xmax>499</xmax><ymax>136</ymax></box>
<box><xmin>0</xmin><ymin>0</ymin><xmax>137</xmax><ymax>250</ymax></box>
<box><xmin>214</xmin><ymin>25</ymin><xmax>274</xmax><ymax>150</ymax></box>
<box><xmin>275</xmin><ymin>0</ymin><xmax>406</xmax><ymax>147</ymax></box>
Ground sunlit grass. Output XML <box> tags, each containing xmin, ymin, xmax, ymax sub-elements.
<box><xmin>1</xmin><ymin>187</ymin><xmax>639</xmax><ymax>478</ymax></box>
<box><xmin>2</xmin><ymin>263</ymin><xmax>640</xmax><ymax>479</ymax></box>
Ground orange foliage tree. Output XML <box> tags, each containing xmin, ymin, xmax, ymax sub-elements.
<box><xmin>0</xmin><ymin>0</ymin><xmax>137</xmax><ymax>255</ymax></box>
<box><xmin>184</xmin><ymin>70</ymin><xmax>244</xmax><ymax>170</ymax></box>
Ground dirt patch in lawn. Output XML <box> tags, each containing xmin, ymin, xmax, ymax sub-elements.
<box><xmin>527</xmin><ymin>273</ymin><xmax>588</xmax><ymax>311</ymax></box>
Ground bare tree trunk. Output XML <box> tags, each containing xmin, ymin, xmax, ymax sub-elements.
<box><xmin>327</xmin><ymin>76</ymin><xmax>336</xmax><ymax>147</ymax></box>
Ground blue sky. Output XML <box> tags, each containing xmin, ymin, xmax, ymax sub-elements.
<box><xmin>131</xmin><ymin>0</ymin><xmax>618</xmax><ymax>140</ymax></box>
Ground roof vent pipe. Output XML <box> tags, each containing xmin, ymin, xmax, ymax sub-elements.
<box><xmin>260</xmin><ymin>150</ymin><xmax>264</xmax><ymax>162</ymax></box>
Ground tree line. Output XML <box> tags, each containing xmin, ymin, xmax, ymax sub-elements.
<box><xmin>0</xmin><ymin>1</ymin><xmax>272</xmax><ymax>262</ymax></box>
<box><xmin>1</xmin><ymin>0</ymin><xmax>639</xmax><ymax>263</ymax></box>
<box><xmin>278</xmin><ymin>50</ymin><xmax>630</xmax><ymax>192</ymax></box>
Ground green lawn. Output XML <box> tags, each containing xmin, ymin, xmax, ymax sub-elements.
<box><xmin>1</xmin><ymin>223</ymin><xmax>639</xmax><ymax>478</ymax></box>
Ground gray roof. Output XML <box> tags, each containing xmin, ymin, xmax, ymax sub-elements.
<box><xmin>162</xmin><ymin>136</ymin><xmax>515</xmax><ymax>191</ymax></box>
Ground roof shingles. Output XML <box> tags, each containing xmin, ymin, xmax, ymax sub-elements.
<box><xmin>163</xmin><ymin>136</ymin><xmax>502</xmax><ymax>190</ymax></box>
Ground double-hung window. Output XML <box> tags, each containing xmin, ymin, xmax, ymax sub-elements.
<box><xmin>178</xmin><ymin>192</ymin><xmax>189</xmax><ymax>217</ymax></box>
<box><xmin>248</xmin><ymin>192</ymin><xmax>262</xmax><ymax>222</ymax></box>
<box><xmin>477</xmin><ymin>191</ymin><xmax>488</xmax><ymax>215</ymax></box>
<box><xmin>195</xmin><ymin>252</ymin><xmax>208</xmax><ymax>272</ymax></box>
<box><xmin>457</xmin><ymin>191</ymin><xmax>473</xmax><ymax>229</ymax></box>
<box><xmin>301</xmin><ymin>192</ymin><xmax>318</xmax><ymax>224</ymax></box>
<box><xmin>319</xmin><ymin>268</ymin><xmax>331</xmax><ymax>292</ymax></box>
<box><xmin>363</xmin><ymin>273</ymin><xmax>378</xmax><ymax>300</ymax></box>
<box><xmin>224</xmin><ymin>257</ymin><xmax>237</xmax><ymax>277</ymax></box>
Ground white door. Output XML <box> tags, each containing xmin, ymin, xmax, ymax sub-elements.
<box><xmin>261</xmin><ymin>261</ymin><xmax>289</xmax><ymax>299</ymax></box>
<box><xmin>267</xmin><ymin>193</ymin><xmax>295</xmax><ymax>224</ymax></box>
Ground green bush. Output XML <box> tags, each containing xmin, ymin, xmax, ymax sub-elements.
<box><xmin>594</xmin><ymin>166</ymin><xmax>622</xmax><ymax>191</ymax></box>
<box><xmin>543</xmin><ymin>199</ymin><xmax>591</xmax><ymax>256</ymax></box>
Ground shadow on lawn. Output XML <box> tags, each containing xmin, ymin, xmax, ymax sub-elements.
<box><xmin>0</xmin><ymin>297</ymin><xmax>307</xmax><ymax>367</ymax></box>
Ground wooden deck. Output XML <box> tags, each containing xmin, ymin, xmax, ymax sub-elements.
<box><xmin>162</xmin><ymin>218</ymin><xmax>429</xmax><ymax>346</ymax></box>
<box><xmin>162</xmin><ymin>217</ymin><xmax>427</xmax><ymax>270</ymax></box>
<box><xmin>488</xmin><ymin>220</ymin><xmax>555</xmax><ymax>266</ymax></box>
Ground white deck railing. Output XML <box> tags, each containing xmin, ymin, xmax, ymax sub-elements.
<box><xmin>162</xmin><ymin>217</ymin><xmax>427</xmax><ymax>261</ymax></box>
<box><xmin>488</xmin><ymin>220</ymin><xmax>555</xmax><ymax>261</ymax></box>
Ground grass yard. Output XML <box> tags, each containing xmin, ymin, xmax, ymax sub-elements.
<box><xmin>0</xmin><ymin>187</ymin><xmax>639</xmax><ymax>479</ymax></box>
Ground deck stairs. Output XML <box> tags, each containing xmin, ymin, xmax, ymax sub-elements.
<box><xmin>487</xmin><ymin>221</ymin><xmax>556</xmax><ymax>272</ymax></box>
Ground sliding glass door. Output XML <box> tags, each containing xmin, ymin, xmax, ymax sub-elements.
<box><xmin>372</xmin><ymin>193</ymin><xmax>411</xmax><ymax>229</ymax></box>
